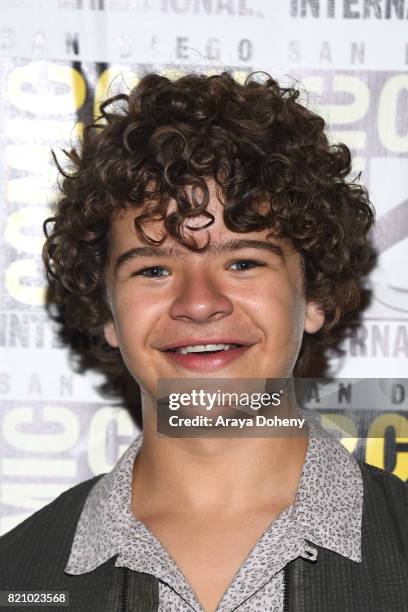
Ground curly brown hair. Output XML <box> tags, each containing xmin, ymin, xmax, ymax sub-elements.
<box><xmin>43</xmin><ymin>71</ymin><xmax>375</xmax><ymax>385</ymax></box>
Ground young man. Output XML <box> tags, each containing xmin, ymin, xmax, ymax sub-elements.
<box><xmin>1</xmin><ymin>72</ymin><xmax>407</xmax><ymax>611</ymax></box>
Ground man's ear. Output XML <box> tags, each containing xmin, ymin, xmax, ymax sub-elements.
<box><xmin>304</xmin><ymin>301</ymin><xmax>325</xmax><ymax>334</ymax></box>
<box><xmin>104</xmin><ymin>319</ymin><xmax>119</xmax><ymax>348</ymax></box>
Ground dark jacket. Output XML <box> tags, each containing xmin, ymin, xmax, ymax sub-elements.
<box><xmin>1</xmin><ymin>461</ymin><xmax>408</xmax><ymax>612</ymax></box>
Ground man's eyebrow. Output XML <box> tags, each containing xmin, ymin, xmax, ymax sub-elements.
<box><xmin>114</xmin><ymin>239</ymin><xmax>284</xmax><ymax>273</ymax></box>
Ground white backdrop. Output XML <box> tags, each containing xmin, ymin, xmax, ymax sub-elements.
<box><xmin>1</xmin><ymin>0</ymin><xmax>408</xmax><ymax>534</ymax></box>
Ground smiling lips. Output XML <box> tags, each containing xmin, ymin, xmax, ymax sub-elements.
<box><xmin>161</xmin><ymin>340</ymin><xmax>252</xmax><ymax>372</ymax></box>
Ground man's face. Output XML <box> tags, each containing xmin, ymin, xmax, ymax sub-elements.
<box><xmin>104</xmin><ymin>184</ymin><xmax>324</xmax><ymax>399</ymax></box>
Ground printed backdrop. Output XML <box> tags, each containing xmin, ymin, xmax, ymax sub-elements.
<box><xmin>1</xmin><ymin>0</ymin><xmax>408</xmax><ymax>534</ymax></box>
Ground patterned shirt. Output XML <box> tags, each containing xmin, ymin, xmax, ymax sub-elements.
<box><xmin>65</xmin><ymin>412</ymin><xmax>363</xmax><ymax>611</ymax></box>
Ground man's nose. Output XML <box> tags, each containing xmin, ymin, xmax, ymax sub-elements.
<box><xmin>169</xmin><ymin>270</ymin><xmax>233</xmax><ymax>323</ymax></box>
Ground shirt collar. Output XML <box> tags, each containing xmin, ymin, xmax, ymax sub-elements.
<box><xmin>65</xmin><ymin>434</ymin><xmax>143</xmax><ymax>574</ymax></box>
<box><xmin>65</xmin><ymin>410</ymin><xmax>363</xmax><ymax>577</ymax></box>
<box><xmin>296</xmin><ymin>413</ymin><xmax>363</xmax><ymax>562</ymax></box>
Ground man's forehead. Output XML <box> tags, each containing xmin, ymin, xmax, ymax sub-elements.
<box><xmin>109</xmin><ymin>202</ymin><xmax>283</xmax><ymax>253</ymax></box>
<box><xmin>110</xmin><ymin>180</ymin><xmax>280</xmax><ymax>246</ymax></box>
<box><xmin>107</xmin><ymin>175</ymin><xmax>296</xmax><ymax>268</ymax></box>
<box><xmin>114</xmin><ymin>180</ymin><xmax>220</xmax><ymax>223</ymax></box>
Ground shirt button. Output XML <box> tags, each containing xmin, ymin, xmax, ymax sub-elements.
<box><xmin>301</xmin><ymin>543</ymin><xmax>318</xmax><ymax>562</ymax></box>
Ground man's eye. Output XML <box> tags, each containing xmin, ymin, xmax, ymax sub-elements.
<box><xmin>134</xmin><ymin>266</ymin><xmax>170</xmax><ymax>278</ymax></box>
<box><xmin>229</xmin><ymin>260</ymin><xmax>265</xmax><ymax>271</ymax></box>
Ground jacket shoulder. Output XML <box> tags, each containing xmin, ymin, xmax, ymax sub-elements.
<box><xmin>358</xmin><ymin>461</ymin><xmax>408</xmax><ymax>541</ymax></box>
<box><xmin>0</xmin><ymin>475</ymin><xmax>103</xmax><ymax>585</ymax></box>
<box><xmin>359</xmin><ymin>460</ymin><xmax>408</xmax><ymax>496</ymax></box>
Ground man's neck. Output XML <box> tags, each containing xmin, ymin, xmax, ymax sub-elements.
<box><xmin>131</xmin><ymin>401</ymin><xmax>308</xmax><ymax>516</ymax></box>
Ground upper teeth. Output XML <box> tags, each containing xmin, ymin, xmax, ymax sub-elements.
<box><xmin>174</xmin><ymin>344</ymin><xmax>239</xmax><ymax>355</ymax></box>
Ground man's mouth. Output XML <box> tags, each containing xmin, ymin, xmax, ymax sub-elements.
<box><xmin>167</xmin><ymin>343</ymin><xmax>242</xmax><ymax>355</ymax></box>
<box><xmin>160</xmin><ymin>340</ymin><xmax>252</xmax><ymax>371</ymax></box>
